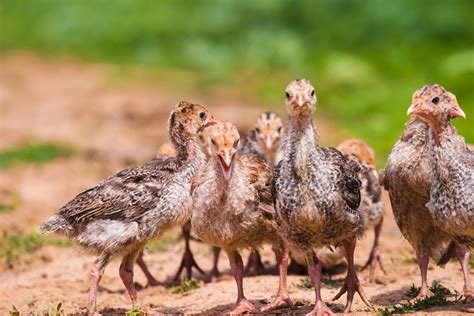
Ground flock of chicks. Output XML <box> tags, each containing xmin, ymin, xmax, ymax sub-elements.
<box><xmin>39</xmin><ymin>79</ymin><xmax>473</xmax><ymax>315</ymax></box>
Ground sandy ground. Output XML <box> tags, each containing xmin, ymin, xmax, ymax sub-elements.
<box><xmin>0</xmin><ymin>53</ymin><xmax>472</xmax><ymax>315</ymax></box>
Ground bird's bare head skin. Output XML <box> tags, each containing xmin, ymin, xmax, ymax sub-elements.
<box><xmin>168</xmin><ymin>101</ymin><xmax>216</xmax><ymax>147</ymax></box>
<box><xmin>407</xmin><ymin>84</ymin><xmax>465</xmax><ymax>141</ymax></box>
<box><xmin>338</xmin><ymin>138</ymin><xmax>376</xmax><ymax>167</ymax></box>
<box><xmin>197</xmin><ymin>121</ymin><xmax>219</xmax><ymax>157</ymax></box>
<box><xmin>285</xmin><ymin>79</ymin><xmax>317</xmax><ymax>117</ymax></box>
<box><xmin>208</xmin><ymin>121</ymin><xmax>240</xmax><ymax>181</ymax></box>
<box><xmin>407</xmin><ymin>84</ymin><xmax>465</xmax><ymax>122</ymax></box>
<box><xmin>255</xmin><ymin>112</ymin><xmax>284</xmax><ymax>150</ymax></box>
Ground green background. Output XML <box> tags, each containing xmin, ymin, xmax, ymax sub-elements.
<box><xmin>1</xmin><ymin>0</ymin><xmax>473</xmax><ymax>163</ymax></box>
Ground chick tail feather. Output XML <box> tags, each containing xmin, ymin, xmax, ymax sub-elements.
<box><xmin>39</xmin><ymin>215</ymin><xmax>72</xmax><ymax>235</ymax></box>
<box><xmin>437</xmin><ymin>241</ymin><xmax>456</xmax><ymax>267</ymax></box>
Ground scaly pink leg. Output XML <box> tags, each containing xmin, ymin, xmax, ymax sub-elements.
<box><xmin>173</xmin><ymin>223</ymin><xmax>206</xmax><ymax>283</ymax></box>
<box><xmin>209</xmin><ymin>246</ymin><xmax>222</xmax><ymax>279</ymax></box>
<box><xmin>361</xmin><ymin>219</ymin><xmax>387</xmax><ymax>282</ymax></box>
<box><xmin>413</xmin><ymin>247</ymin><xmax>434</xmax><ymax>302</ymax></box>
<box><xmin>456</xmin><ymin>246</ymin><xmax>473</xmax><ymax>302</ymax></box>
<box><xmin>119</xmin><ymin>248</ymin><xmax>142</xmax><ymax>307</ymax></box>
<box><xmin>261</xmin><ymin>245</ymin><xmax>293</xmax><ymax>312</ymax></box>
<box><xmin>333</xmin><ymin>238</ymin><xmax>372</xmax><ymax>312</ymax></box>
<box><xmin>88</xmin><ymin>253</ymin><xmax>111</xmax><ymax>315</ymax></box>
<box><xmin>135</xmin><ymin>250</ymin><xmax>162</xmax><ymax>286</ymax></box>
<box><xmin>224</xmin><ymin>250</ymin><xmax>258</xmax><ymax>315</ymax></box>
<box><xmin>305</xmin><ymin>251</ymin><xmax>334</xmax><ymax>316</ymax></box>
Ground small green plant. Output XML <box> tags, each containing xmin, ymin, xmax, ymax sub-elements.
<box><xmin>0</xmin><ymin>143</ymin><xmax>75</xmax><ymax>169</ymax></box>
<box><xmin>294</xmin><ymin>277</ymin><xmax>313</xmax><ymax>290</ymax></box>
<box><xmin>372</xmin><ymin>281</ymin><xmax>460</xmax><ymax>315</ymax></box>
<box><xmin>0</xmin><ymin>230</ymin><xmax>71</xmax><ymax>265</ymax></box>
<box><xmin>126</xmin><ymin>305</ymin><xmax>147</xmax><ymax>316</ymax></box>
<box><xmin>47</xmin><ymin>302</ymin><xmax>63</xmax><ymax>316</ymax></box>
<box><xmin>469</xmin><ymin>254</ymin><xmax>474</xmax><ymax>269</ymax></box>
<box><xmin>9</xmin><ymin>305</ymin><xmax>20</xmax><ymax>316</ymax></box>
<box><xmin>171</xmin><ymin>278</ymin><xmax>201</xmax><ymax>295</ymax></box>
<box><xmin>294</xmin><ymin>277</ymin><xmax>342</xmax><ymax>290</ymax></box>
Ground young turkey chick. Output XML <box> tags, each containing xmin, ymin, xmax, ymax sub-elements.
<box><xmin>337</xmin><ymin>139</ymin><xmax>385</xmax><ymax>282</ymax></box>
<box><xmin>274</xmin><ymin>79</ymin><xmax>371</xmax><ymax>315</ymax></box>
<box><xmin>381</xmin><ymin>84</ymin><xmax>470</xmax><ymax>301</ymax></box>
<box><xmin>40</xmin><ymin>101</ymin><xmax>214</xmax><ymax>314</ymax></box>
<box><xmin>191</xmin><ymin>121</ymin><xmax>293</xmax><ymax>314</ymax></box>
<box><xmin>407</xmin><ymin>90</ymin><xmax>473</xmax><ymax>300</ymax></box>
<box><xmin>240</xmin><ymin>111</ymin><xmax>284</xmax><ymax>165</ymax></box>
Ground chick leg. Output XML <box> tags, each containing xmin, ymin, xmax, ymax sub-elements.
<box><xmin>119</xmin><ymin>248</ymin><xmax>142</xmax><ymax>307</ymax></box>
<box><xmin>209</xmin><ymin>246</ymin><xmax>222</xmax><ymax>279</ymax></box>
<box><xmin>261</xmin><ymin>244</ymin><xmax>293</xmax><ymax>312</ymax></box>
<box><xmin>173</xmin><ymin>222</ymin><xmax>206</xmax><ymax>283</ymax></box>
<box><xmin>88</xmin><ymin>253</ymin><xmax>111</xmax><ymax>315</ymax></box>
<box><xmin>361</xmin><ymin>219</ymin><xmax>387</xmax><ymax>282</ymax></box>
<box><xmin>413</xmin><ymin>247</ymin><xmax>434</xmax><ymax>301</ymax></box>
<box><xmin>244</xmin><ymin>249</ymin><xmax>269</xmax><ymax>276</ymax></box>
<box><xmin>305</xmin><ymin>250</ymin><xmax>334</xmax><ymax>316</ymax></box>
<box><xmin>333</xmin><ymin>238</ymin><xmax>372</xmax><ymax>312</ymax></box>
<box><xmin>135</xmin><ymin>250</ymin><xmax>162</xmax><ymax>286</ymax></box>
<box><xmin>456</xmin><ymin>246</ymin><xmax>473</xmax><ymax>301</ymax></box>
<box><xmin>224</xmin><ymin>249</ymin><xmax>258</xmax><ymax>314</ymax></box>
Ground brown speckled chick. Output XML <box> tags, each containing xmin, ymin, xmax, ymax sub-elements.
<box><xmin>240</xmin><ymin>112</ymin><xmax>285</xmax><ymax>166</ymax></box>
<box><xmin>273</xmin><ymin>79</ymin><xmax>371</xmax><ymax>315</ymax></box>
<box><xmin>338</xmin><ymin>139</ymin><xmax>385</xmax><ymax>282</ymax></box>
<box><xmin>407</xmin><ymin>88</ymin><xmax>473</xmax><ymax>301</ymax></box>
<box><xmin>191</xmin><ymin>121</ymin><xmax>293</xmax><ymax>314</ymax></box>
<box><xmin>40</xmin><ymin>101</ymin><xmax>214</xmax><ymax>315</ymax></box>
<box><xmin>381</xmin><ymin>84</ymin><xmax>471</xmax><ymax>301</ymax></box>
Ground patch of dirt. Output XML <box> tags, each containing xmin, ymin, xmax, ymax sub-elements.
<box><xmin>0</xmin><ymin>53</ymin><xmax>471</xmax><ymax>315</ymax></box>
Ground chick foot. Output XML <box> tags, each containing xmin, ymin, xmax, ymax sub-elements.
<box><xmin>261</xmin><ymin>292</ymin><xmax>293</xmax><ymax>312</ymax></box>
<box><xmin>360</xmin><ymin>245</ymin><xmax>386</xmax><ymax>283</ymax></box>
<box><xmin>412</xmin><ymin>286</ymin><xmax>434</xmax><ymax>302</ymax></box>
<box><xmin>333</xmin><ymin>239</ymin><xmax>371</xmax><ymax>312</ymax></box>
<box><xmin>305</xmin><ymin>300</ymin><xmax>335</xmax><ymax>316</ymax></box>
<box><xmin>223</xmin><ymin>298</ymin><xmax>259</xmax><ymax>315</ymax></box>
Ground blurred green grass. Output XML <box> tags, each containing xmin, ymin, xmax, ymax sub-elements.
<box><xmin>0</xmin><ymin>0</ymin><xmax>473</xmax><ymax>163</ymax></box>
<box><xmin>0</xmin><ymin>143</ymin><xmax>75</xmax><ymax>169</ymax></box>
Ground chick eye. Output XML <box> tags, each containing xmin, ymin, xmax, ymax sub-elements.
<box><xmin>431</xmin><ymin>97</ymin><xmax>439</xmax><ymax>105</ymax></box>
<box><xmin>211</xmin><ymin>139</ymin><xmax>217</xmax><ymax>147</ymax></box>
<box><xmin>199</xmin><ymin>111</ymin><xmax>207</xmax><ymax>120</ymax></box>
<box><xmin>233</xmin><ymin>139</ymin><xmax>240</xmax><ymax>149</ymax></box>
<box><xmin>285</xmin><ymin>91</ymin><xmax>291</xmax><ymax>99</ymax></box>
<box><xmin>277</xmin><ymin>126</ymin><xmax>282</xmax><ymax>133</ymax></box>
<box><xmin>310</xmin><ymin>90</ymin><xmax>315</xmax><ymax>97</ymax></box>
<box><xmin>255</xmin><ymin>127</ymin><xmax>261</xmax><ymax>133</ymax></box>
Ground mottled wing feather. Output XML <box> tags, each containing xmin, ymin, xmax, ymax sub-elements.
<box><xmin>322</xmin><ymin>147</ymin><xmax>361</xmax><ymax>210</ymax></box>
<box><xmin>59</xmin><ymin>157</ymin><xmax>178</xmax><ymax>224</ymax></box>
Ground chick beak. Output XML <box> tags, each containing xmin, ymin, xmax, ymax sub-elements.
<box><xmin>450</xmin><ymin>105</ymin><xmax>466</xmax><ymax>119</ymax></box>
<box><xmin>218</xmin><ymin>148</ymin><xmax>234</xmax><ymax>180</ymax></box>
<box><xmin>263</xmin><ymin>135</ymin><xmax>274</xmax><ymax>150</ymax></box>
<box><xmin>296</xmin><ymin>94</ymin><xmax>307</xmax><ymax>108</ymax></box>
<box><xmin>407</xmin><ymin>103</ymin><xmax>424</xmax><ymax>116</ymax></box>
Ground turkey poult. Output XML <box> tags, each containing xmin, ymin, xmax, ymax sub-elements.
<box><xmin>40</xmin><ymin>101</ymin><xmax>215</xmax><ymax>315</ymax></box>
<box><xmin>407</xmin><ymin>88</ymin><xmax>473</xmax><ymax>301</ymax></box>
<box><xmin>273</xmin><ymin>79</ymin><xmax>371</xmax><ymax>315</ymax></box>
<box><xmin>191</xmin><ymin>121</ymin><xmax>293</xmax><ymax>314</ymax></box>
<box><xmin>240</xmin><ymin>111</ymin><xmax>284</xmax><ymax>166</ymax></box>
<box><xmin>381</xmin><ymin>84</ymin><xmax>471</xmax><ymax>302</ymax></box>
<box><xmin>337</xmin><ymin>139</ymin><xmax>385</xmax><ymax>283</ymax></box>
